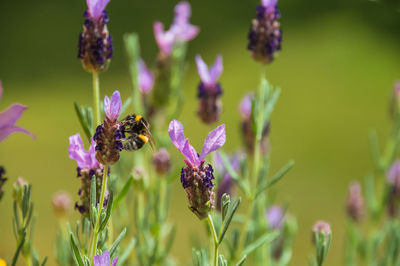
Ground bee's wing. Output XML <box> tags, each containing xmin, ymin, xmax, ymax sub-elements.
<box><xmin>141</xmin><ymin>121</ymin><xmax>156</xmax><ymax>150</ymax></box>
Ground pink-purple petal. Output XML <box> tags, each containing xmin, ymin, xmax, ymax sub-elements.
<box><xmin>168</xmin><ymin>120</ymin><xmax>187</xmax><ymax>151</ymax></box>
<box><xmin>138</xmin><ymin>59</ymin><xmax>154</xmax><ymax>94</ymax></box>
<box><xmin>153</xmin><ymin>22</ymin><xmax>174</xmax><ymax>56</ymax></box>
<box><xmin>87</xmin><ymin>0</ymin><xmax>110</xmax><ymax>19</ymax></box>
<box><xmin>0</xmin><ymin>104</ymin><xmax>27</xmax><ymax>128</ymax></box>
<box><xmin>182</xmin><ymin>139</ymin><xmax>200</xmax><ymax>166</ymax></box>
<box><xmin>111</xmin><ymin>257</ymin><xmax>118</xmax><ymax>266</ymax></box>
<box><xmin>93</xmin><ymin>250</ymin><xmax>110</xmax><ymax>266</ymax></box>
<box><xmin>174</xmin><ymin>1</ymin><xmax>191</xmax><ymax>24</ymax></box>
<box><xmin>199</xmin><ymin>124</ymin><xmax>226</xmax><ymax>161</ymax></box>
<box><xmin>195</xmin><ymin>55</ymin><xmax>211</xmax><ymax>84</ymax></box>
<box><xmin>0</xmin><ymin>125</ymin><xmax>35</xmax><ymax>142</ymax></box>
<box><xmin>69</xmin><ymin>134</ymin><xmax>98</xmax><ymax>169</ymax></box>
<box><xmin>209</xmin><ymin>55</ymin><xmax>223</xmax><ymax>83</ymax></box>
<box><xmin>239</xmin><ymin>93</ymin><xmax>253</xmax><ymax>119</ymax></box>
<box><xmin>261</xmin><ymin>0</ymin><xmax>277</xmax><ymax>11</ymax></box>
<box><xmin>104</xmin><ymin>91</ymin><xmax>121</xmax><ymax>121</ymax></box>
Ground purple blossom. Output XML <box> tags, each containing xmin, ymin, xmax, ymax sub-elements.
<box><xmin>86</xmin><ymin>0</ymin><xmax>110</xmax><ymax>19</ymax></box>
<box><xmin>153</xmin><ymin>1</ymin><xmax>199</xmax><ymax>56</ymax></box>
<box><xmin>387</xmin><ymin>160</ymin><xmax>400</xmax><ymax>188</ymax></box>
<box><xmin>195</xmin><ymin>55</ymin><xmax>223</xmax><ymax>88</ymax></box>
<box><xmin>0</xmin><ymin>82</ymin><xmax>35</xmax><ymax>142</ymax></box>
<box><xmin>239</xmin><ymin>93</ymin><xmax>254</xmax><ymax>119</ymax></box>
<box><xmin>138</xmin><ymin>59</ymin><xmax>154</xmax><ymax>95</ymax></box>
<box><xmin>261</xmin><ymin>0</ymin><xmax>278</xmax><ymax>13</ymax></box>
<box><xmin>169</xmin><ymin>120</ymin><xmax>226</xmax><ymax>167</ymax></box>
<box><xmin>104</xmin><ymin>91</ymin><xmax>121</xmax><ymax>122</ymax></box>
<box><xmin>93</xmin><ymin>250</ymin><xmax>118</xmax><ymax>266</ymax></box>
<box><xmin>266</xmin><ymin>205</ymin><xmax>285</xmax><ymax>230</ymax></box>
<box><xmin>69</xmin><ymin>133</ymin><xmax>99</xmax><ymax>169</ymax></box>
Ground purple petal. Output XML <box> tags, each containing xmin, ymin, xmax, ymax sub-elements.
<box><xmin>89</xmin><ymin>138</ymin><xmax>100</xmax><ymax>169</ymax></box>
<box><xmin>93</xmin><ymin>250</ymin><xmax>110</xmax><ymax>266</ymax></box>
<box><xmin>87</xmin><ymin>0</ymin><xmax>110</xmax><ymax>19</ymax></box>
<box><xmin>168</xmin><ymin>120</ymin><xmax>186</xmax><ymax>151</ymax></box>
<box><xmin>265</xmin><ymin>205</ymin><xmax>285</xmax><ymax>230</ymax></box>
<box><xmin>239</xmin><ymin>93</ymin><xmax>253</xmax><ymax>119</ymax></box>
<box><xmin>209</xmin><ymin>55</ymin><xmax>223</xmax><ymax>84</ymax></box>
<box><xmin>0</xmin><ymin>125</ymin><xmax>35</xmax><ymax>142</ymax></box>
<box><xmin>182</xmin><ymin>139</ymin><xmax>200</xmax><ymax>166</ymax></box>
<box><xmin>199</xmin><ymin>124</ymin><xmax>226</xmax><ymax>161</ymax></box>
<box><xmin>195</xmin><ymin>55</ymin><xmax>211</xmax><ymax>84</ymax></box>
<box><xmin>171</xmin><ymin>2</ymin><xmax>199</xmax><ymax>42</ymax></box>
<box><xmin>174</xmin><ymin>1</ymin><xmax>191</xmax><ymax>24</ymax></box>
<box><xmin>111</xmin><ymin>257</ymin><xmax>118</xmax><ymax>266</ymax></box>
<box><xmin>104</xmin><ymin>91</ymin><xmax>121</xmax><ymax>121</ymax></box>
<box><xmin>138</xmin><ymin>59</ymin><xmax>154</xmax><ymax>94</ymax></box>
<box><xmin>69</xmin><ymin>134</ymin><xmax>98</xmax><ymax>169</ymax></box>
<box><xmin>261</xmin><ymin>0</ymin><xmax>277</xmax><ymax>10</ymax></box>
<box><xmin>153</xmin><ymin>22</ymin><xmax>174</xmax><ymax>56</ymax></box>
<box><xmin>0</xmin><ymin>104</ymin><xmax>27</xmax><ymax>128</ymax></box>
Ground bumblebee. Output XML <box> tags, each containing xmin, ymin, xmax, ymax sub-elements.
<box><xmin>120</xmin><ymin>114</ymin><xmax>155</xmax><ymax>151</ymax></box>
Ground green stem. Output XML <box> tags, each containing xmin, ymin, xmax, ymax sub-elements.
<box><xmin>92</xmin><ymin>71</ymin><xmax>101</xmax><ymax>126</ymax></box>
<box><xmin>207</xmin><ymin>213</ymin><xmax>219</xmax><ymax>266</ymax></box>
<box><xmin>89</xmin><ymin>165</ymin><xmax>109</xmax><ymax>261</ymax></box>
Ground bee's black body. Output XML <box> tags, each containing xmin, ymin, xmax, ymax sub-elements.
<box><xmin>121</xmin><ymin>114</ymin><xmax>154</xmax><ymax>151</ymax></box>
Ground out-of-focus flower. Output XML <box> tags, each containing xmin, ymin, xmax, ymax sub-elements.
<box><xmin>266</xmin><ymin>205</ymin><xmax>286</xmax><ymax>230</ymax></box>
<box><xmin>93</xmin><ymin>250</ymin><xmax>118</xmax><ymax>266</ymax></box>
<box><xmin>247</xmin><ymin>0</ymin><xmax>282</xmax><ymax>63</ymax></box>
<box><xmin>0</xmin><ymin>167</ymin><xmax>7</xmax><ymax>202</ymax></box>
<box><xmin>0</xmin><ymin>258</ymin><xmax>6</xmax><ymax>266</ymax></box>
<box><xmin>169</xmin><ymin>120</ymin><xmax>225</xmax><ymax>219</ymax></box>
<box><xmin>386</xmin><ymin>160</ymin><xmax>400</xmax><ymax>217</ymax></box>
<box><xmin>213</xmin><ymin>152</ymin><xmax>241</xmax><ymax>211</ymax></box>
<box><xmin>153</xmin><ymin>1</ymin><xmax>199</xmax><ymax>57</ymax></box>
<box><xmin>78</xmin><ymin>0</ymin><xmax>113</xmax><ymax>72</ymax></box>
<box><xmin>312</xmin><ymin>220</ymin><xmax>331</xmax><ymax>245</ymax></box>
<box><xmin>346</xmin><ymin>181</ymin><xmax>365</xmax><ymax>222</ymax></box>
<box><xmin>12</xmin><ymin>177</ymin><xmax>28</xmax><ymax>203</ymax></box>
<box><xmin>152</xmin><ymin>148</ymin><xmax>171</xmax><ymax>175</ymax></box>
<box><xmin>196</xmin><ymin>55</ymin><xmax>223</xmax><ymax>124</ymax></box>
<box><xmin>0</xmin><ymin>82</ymin><xmax>34</xmax><ymax>142</ymax></box>
<box><xmin>94</xmin><ymin>91</ymin><xmax>125</xmax><ymax>165</ymax></box>
<box><xmin>52</xmin><ymin>191</ymin><xmax>72</xmax><ymax>218</ymax></box>
<box><xmin>69</xmin><ymin>133</ymin><xmax>106</xmax><ymax>216</ymax></box>
<box><xmin>390</xmin><ymin>80</ymin><xmax>400</xmax><ymax>118</ymax></box>
<box><xmin>138</xmin><ymin>59</ymin><xmax>154</xmax><ymax>95</ymax></box>
<box><xmin>239</xmin><ymin>93</ymin><xmax>270</xmax><ymax>154</ymax></box>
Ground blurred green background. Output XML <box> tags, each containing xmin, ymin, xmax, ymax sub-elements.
<box><xmin>1</xmin><ymin>0</ymin><xmax>400</xmax><ymax>264</ymax></box>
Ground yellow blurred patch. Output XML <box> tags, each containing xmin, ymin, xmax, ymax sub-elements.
<box><xmin>0</xmin><ymin>258</ymin><xmax>6</xmax><ymax>266</ymax></box>
<box><xmin>138</xmin><ymin>134</ymin><xmax>148</xmax><ymax>143</ymax></box>
<box><xmin>135</xmin><ymin>115</ymin><xmax>142</xmax><ymax>122</ymax></box>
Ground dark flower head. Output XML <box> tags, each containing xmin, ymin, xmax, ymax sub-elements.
<box><xmin>78</xmin><ymin>0</ymin><xmax>112</xmax><ymax>72</ymax></box>
<box><xmin>346</xmin><ymin>181</ymin><xmax>365</xmax><ymax>222</ymax></box>
<box><xmin>169</xmin><ymin>120</ymin><xmax>226</xmax><ymax>219</ymax></box>
<box><xmin>0</xmin><ymin>167</ymin><xmax>7</xmax><ymax>201</ymax></box>
<box><xmin>247</xmin><ymin>0</ymin><xmax>282</xmax><ymax>63</ymax></box>
<box><xmin>152</xmin><ymin>148</ymin><xmax>171</xmax><ymax>175</ymax></box>
<box><xmin>94</xmin><ymin>91</ymin><xmax>123</xmax><ymax>165</ymax></box>
<box><xmin>195</xmin><ymin>55</ymin><xmax>223</xmax><ymax>124</ymax></box>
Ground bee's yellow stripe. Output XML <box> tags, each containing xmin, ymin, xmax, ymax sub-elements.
<box><xmin>135</xmin><ymin>115</ymin><xmax>142</xmax><ymax>122</ymax></box>
<box><xmin>138</xmin><ymin>134</ymin><xmax>148</xmax><ymax>143</ymax></box>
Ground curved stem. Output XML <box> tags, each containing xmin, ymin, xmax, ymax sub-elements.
<box><xmin>207</xmin><ymin>213</ymin><xmax>219</xmax><ymax>266</ymax></box>
<box><xmin>89</xmin><ymin>165</ymin><xmax>109</xmax><ymax>261</ymax></box>
<box><xmin>92</xmin><ymin>71</ymin><xmax>101</xmax><ymax>126</ymax></box>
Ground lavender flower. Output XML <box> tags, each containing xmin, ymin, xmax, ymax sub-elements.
<box><xmin>69</xmin><ymin>133</ymin><xmax>106</xmax><ymax>215</ymax></box>
<box><xmin>266</xmin><ymin>205</ymin><xmax>286</xmax><ymax>230</ymax></box>
<box><xmin>0</xmin><ymin>167</ymin><xmax>7</xmax><ymax>202</ymax></box>
<box><xmin>0</xmin><ymin>81</ymin><xmax>34</xmax><ymax>141</ymax></box>
<box><xmin>152</xmin><ymin>148</ymin><xmax>171</xmax><ymax>175</ymax></box>
<box><xmin>169</xmin><ymin>120</ymin><xmax>226</xmax><ymax>219</ymax></box>
<box><xmin>78</xmin><ymin>0</ymin><xmax>113</xmax><ymax>72</ymax></box>
<box><xmin>52</xmin><ymin>191</ymin><xmax>72</xmax><ymax>218</ymax></box>
<box><xmin>346</xmin><ymin>181</ymin><xmax>365</xmax><ymax>222</ymax></box>
<box><xmin>247</xmin><ymin>0</ymin><xmax>282</xmax><ymax>63</ymax></box>
<box><xmin>196</xmin><ymin>55</ymin><xmax>223</xmax><ymax>124</ymax></box>
<box><xmin>312</xmin><ymin>220</ymin><xmax>331</xmax><ymax>245</ymax></box>
<box><xmin>214</xmin><ymin>152</ymin><xmax>240</xmax><ymax>211</ymax></box>
<box><xmin>239</xmin><ymin>93</ymin><xmax>270</xmax><ymax>154</ymax></box>
<box><xmin>93</xmin><ymin>91</ymin><xmax>124</xmax><ymax>165</ymax></box>
<box><xmin>387</xmin><ymin>160</ymin><xmax>400</xmax><ymax>217</ymax></box>
<box><xmin>93</xmin><ymin>250</ymin><xmax>118</xmax><ymax>266</ymax></box>
<box><xmin>154</xmin><ymin>1</ymin><xmax>199</xmax><ymax>58</ymax></box>
<box><xmin>138</xmin><ymin>59</ymin><xmax>154</xmax><ymax>95</ymax></box>
<box><xmin>390</xmin><ymin>81</ymin><xmax>400</xmax><ymax>118</ymax></box>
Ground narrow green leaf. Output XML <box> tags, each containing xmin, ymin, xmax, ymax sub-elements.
<box><xmin>13</xmin><ymin>201</ymin><xmax>20</xmax><ymax>232</ymax></box>
<box><xmin>112</xmin><ymin>176</ymin><xmax>134</xmax><ymax>211</ymax></box>
<box><xmin>219</xmin><ymin>198</ymin><xmax>241</xmax><ymax>243</ymax></box>
<box><xmin>99</xmin><ymin>192</ymin><xmax>113</xmax><ymax>231</ymax></box>
<box><xmin>11</xmin><ymin>232</ymin><xmax>26</xmax><ymax>266</ymax></box>
<box><xmin>221</xmin><ymin>193</ymin><xmax>230</xmax><ymax>222</ymax></box>
<box><xmin>118</xmin><ymin>238</ymin><xmax>136</xmax><ymax>265</ymax></box>
<box><xmin>74</xmin><ymin>102</ymin><xmax>92</xmax><ymax>142</ymax></box>
<box><xmin>255</xmin><ymin>160</ymin><xmax>294</xmax><ymax>199</ymax></box>
<box><xmin>236</xmin><ymin>255</ymin><xmax>247</xmax><ymax>266</ymax></box>
<box><xmin>241</xmin><ymin>231</ymin><xmax>279</xmax><ymax>257</ymax></box>
<box><xmin>164</xmin><ymin>225</ymin><xmax>177</xmax><ymax>255</ymax></box>
<box><xmin>110</xmin><ymin>228</ymin><xmax>127</xmax><ymax>257</ymax></box>
<box><xmin>40</xmin><ymin>256</ymin><xmax>48</xmax><ymax>266</ymax></box>
<box><xmin>90</xmin><ymin>175</ymin><xmax>96</xmax><ymax>221</ymax></box>
<box><xmin>69</xmin><ymin>233</ymin><xmax>84</xmax><ymax>266</ymax></box>
<box><xmin>262</xmin><ymin>87</ymin><xmax>281</xmax><ymax>126</ymax></box>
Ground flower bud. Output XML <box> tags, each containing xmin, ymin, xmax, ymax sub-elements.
<box><xmin>52</xmin><ymin>191</ymin><xmax>72</xmax><ymax>218</ymax></box>
<box><xmin>346</xmin><ymin>181</ymin><xmax>365</xmax><ymax>222</ymax></box>
<box><xmin>312</xmin><ymin>220</ymin><xmax>331</xmax><ymax>245</ymax></box>
<box><xmin>152</xmin><ymin>148</ymin><xmax>171</xmax><ymax>175</ymax></box>
<box><xmin>12</xmin><ymin>177</ymin><xmax>28</xmax><ymax>203</ymax></box>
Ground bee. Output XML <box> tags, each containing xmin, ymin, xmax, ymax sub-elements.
<box><xmin>120</xmin><ymin>114</ymin><xmax>155</xmax><ymax>151</ymax></box>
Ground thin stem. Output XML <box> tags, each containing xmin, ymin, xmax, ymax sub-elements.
<box><xmin>89</xmin><ymin>165</ymin><xmax>109</xmax><ymax>261</ymax></box>
<box><xmin>92</xmin><ymin>71</ymin><xmax>101</xmax><ymax>126</ymax></box>
<box><xmin>207</xmin><ymin>213</ymin><xmax>219</xmax><ymax>266</ymax></box>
